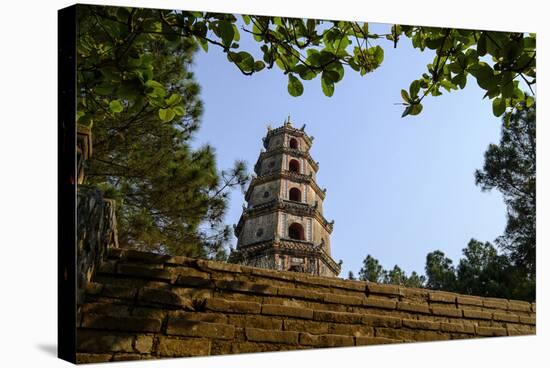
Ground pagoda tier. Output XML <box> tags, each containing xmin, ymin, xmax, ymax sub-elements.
<box><xmin>229</xmin><ymin>119</ymin><xmax>340</xmax><ymax>277</ymax></box>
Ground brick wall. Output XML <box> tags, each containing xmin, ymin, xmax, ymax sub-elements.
<box><xmin>76</xmin><ymin>248</ymin><xmax>536</xmax><ymax>363</ymax></box>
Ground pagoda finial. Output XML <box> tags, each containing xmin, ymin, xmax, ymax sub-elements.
<box><xmin>285</xmin><ymin>115</ymin><xmax>292</xmax><ymax>126</ymax></box>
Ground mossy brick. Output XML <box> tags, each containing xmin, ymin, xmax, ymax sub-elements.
<box><xmin>431</xmin><ymin>306</ymin><xmax>463</xmax><ymax>318</ymax></box>
<box><xmin>456</xmin><ymin>296</ymin><xmax>484</xmax><ymax>307</ymax></box>
<box><xmin>323</xmin><ymin>293</ymin><xmax>364</xmax><ymax>306</ymax></box>
<box><xmin>375</xmin><ymin>327</ymin><xmax>415</xmax><ymax>341</ymax></box>
<box><xmin>402</xmin><ymin>319</ymin><xmax>440</xmax><ymax>331</ymax></box>
<box><xmin>156</xmin><ymin>337</ymin><xmax>211</xmax><ymax>357</ymax></box>
<box><xmin>507</xmin><ymin>324</ymin><xmax>535</xmax><ymax>336</ymax></box>
<box><xmin>328</xmin><ymin>323</ymin><xmax>374</xmax><ymax>337</ymax></box>
<box><xmin>134</xmin><ymin>335</ymin><xmax>154</xmax><ymax>353</ymax></box>
<box><xmin>313</xmin><ymin>310</ymin><xmax>363</xmax><ymax>324</ymax></box>
<box><xmin>132</xmin><ymin>307</ymin><xmax>168</xmax><ymax>319</ymax></box>
<box><xmin>413</xmin><ymin>330</ymin><xmax>450</xmax><ymax>341</ymax></box>
<box><xmin>365</xmin><ymin>282</ymin><xmax>402</xmax><ymax>297</ymax></box>
<box><xmin>327</xmin><ymin>279</ymin><xmax>366</xmax><ymax>292</ymax></box>
<box><xmin>138</xmin><ymin>287</ymin><xmax>191</xmax><ymax>308</ymax></box>
<box><xmin>117</xmin><ymin>263</ymin><xmax>172</xmax><ymax>281</ymax></box>
<box><xmin>76</xmin><ymin>353</ymin><xmax>113</xmax><ymax>363</ymax></box>
<box><xmin>205</xmin><ymin>298</ymin><xmax>261</xmax><ymax>314</ymax></box>
<box><xmin>174</xmin><ymin>275</ymin><xmax>213</xmax><ymax>288</ymax></box>
<box><xmin>245</xmin><ymin>328</ymin><xmax>299</xmax><ymax>345</ymax></box>
<box><xmin>428</xmin><ymin>292</ymin><xmax>457</xmax><ymax>304</ymax></box>
<box><xmin>166</xmin><ymin>318</ymin><xmax>235</xmax><ymax>339</ymax></box>
<box><xmin>397</xmin><ymin>302</ymin><xmax>430</xmax><ymax>314</ymax></box>
<box><xmin>262</xmin><ymin>304</ymin><xmax>313</xmax><ymax>319</ymax></box>
<box><xmin>463</xmin><ymin>309</ymin><xmax>492</xmax><ymax>320</ymax></box>
<box><xmin>363</xmin><ymin>297</ymin><xmax>397</xmax><ymax>310</ymax></box>
<box><xmin>81</xmin><ymin>314</ymin><xmax>162</xmax><ymax>333</ymax></box>
<box><xmin>101</xmin><ymin>285</ymin><xmax>138</xmax><ymax>300</ymax></box>
<box><xmin>197</xmin><ymin>259</ymin><xmax>242</xmax><ymax>273</ymax></box>
<box><xmin>519</xmin><ymin>315</ymin><xmax>536</xmax><ymax>325</ymax></box>
<box><xmin>507</xmin><ymin>300</ymin><xmax>532</xmax><ymax>312</ymax></box>
<box><xmin>80</xmin><ymin>303</ymin><xmax>130</xmax><ymax>317</ymax></box>
<box><xmin>299</xmin><ymin>333</ymin><xmax>354</xmax><ymax>347</ymax></box>
<box><xmin>493</xmin><ymin>312</ymin><xmax>520</xmax><ymax>323</ymax></box>
<box><xmin>277</xmin><ymin>287</ymin><xmax>324</xmax><ymax>301</ymax></box>
<box><xmin>111</xmin><ymin>353</ymin><xmax>148</xmax><ymax>361</ymax></box>
<box><xmin>362</xmin><ymin>314</ymin><xmax>402</xmax><ymax>328</ymax></box>
<box><xmin>355</xmin><ymin>336</ymin><xmax>400</xmax><ymax>346</ymax></box>
<box><xmin>440</xmin><ymin>322</ymin><xmax>475</xmax><ymax>334</ymax></box>
<box><xmin>77</xmin><ymin>330</ymin><xmax>134</xmax><ymax>353</ymax></box>
<box><xmin>482</xmin><ymin>298</ymin><xmax>508</xmax><ymax>310</ymax></box>
<box><xmin>400</xmin><ymin>287</ymin><xmax>430</xmax><ymax>301</ymax></box>
<box><xmin>475</xmin><ymin>325</ymin><xmax>507</xmax><ymax>337</ymax></box>
<box><xmin>245</xmin><ymin>315</ymin><xmax>283</xmax><ymax>330</ymax></box>
<box><xmin>214</xmin><ymin>280</ymin><xmax>277</xmax><ymax>295</ymax></box>
<box><xmin>283</xmin><ymin>319</ymin><xmax>329</xmax><ymax>334</ymax></box>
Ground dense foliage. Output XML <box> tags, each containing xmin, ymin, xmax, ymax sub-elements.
<box><xmin>76</xmin><ymin>7</ymin><xmax>536</xmax><ymax>126</ymax></box>
<box><xmin>111</xmin><ymin>10</ymin><xmax>536</xmax><ymax>122</ymax></box>
<box><xmin>475</xmin><ymin>105</ymin><xmax>536</xmax><ymax>275</ymax></box>
<box><xmin>78</xmin><ymin>5</ymin><xmax>248</xmax><ymax>257</ymax></box>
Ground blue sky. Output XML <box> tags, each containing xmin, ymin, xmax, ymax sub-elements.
<box><xmin>189</xmin><ymin>20</ymin><xmax>507</xmax><ymax>277</ymax></box>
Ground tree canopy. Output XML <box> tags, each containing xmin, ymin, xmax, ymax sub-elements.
<box><xmin>76</xmin><ymin>7</ymin><xmax>536</xmax><ymax>126</ymax></box>
<box><xmin>475</xmin><ymin>104</ymin><xmax>536</xmax><ymax>275</ymax></box>
<box><xmin>78</xmin><ymin>5</ymin><xmax>248</xmax><ymax>258</ymax></box>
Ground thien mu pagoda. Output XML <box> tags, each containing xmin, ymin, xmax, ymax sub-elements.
<box><xmin>229</xmin><ymin>119</ymin><xmax>340</xmax><ymax>277</ymax></box>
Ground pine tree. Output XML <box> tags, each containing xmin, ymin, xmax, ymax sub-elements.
<box><xmin>78</xmin><ymin>5</ymin><xmax>248</xmax><ymax>258</ymax></box>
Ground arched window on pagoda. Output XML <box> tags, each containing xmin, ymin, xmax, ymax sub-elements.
<box><xmin>289</xmin><ymin>187</ymin><xmax>301</xmax><ymax>202</ymax></box>
<box><xmin>288</xmin><ymin>223</ymin><xmax>305</xmax><ymax>240</ymax></box>
<box><xmin>289</xmin><ymin>138</ymin><xmax>299</xmax><ymax>149</ymax></box>
<box><xmin>288</xmin><ymin>159</ymin><xmax>300</xmax><ymax>173</ymax></box>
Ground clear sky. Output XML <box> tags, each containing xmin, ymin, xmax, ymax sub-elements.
<box><xmin>189</xmin><ymin>20</ymin><xmax>507</xmax><ymax>278</ymax></box>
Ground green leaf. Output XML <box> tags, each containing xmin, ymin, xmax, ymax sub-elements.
<box><xmin>287</xmin><ymin>74</ymin><xmax>304</xmax><ymax>97</ymax></box>
<box><xmin>500</xmin><ymin>72</ymin><xmax>515</xmax><ymax>98</ymax></box>
<box><xmin>218</xmin><ymin>20</ymin><xmax>235</xmax><ymax>47</ymax></box>
<box><xmin>440</xmin><ymin>79</ymin><xmax>457</xmax><ymax>92</ymax></box>
<box><xmin>237</xmin><ymin>51</ymin><xmax>254</xmax><ymax>72</ymax></box>
<box><xmin>409</xmin><ymin>103</ymin><xmax>423</xmax><ymax>116</ymax></box>
<box><xmin>326</xmin><ymin>61</ymin><xmax>345</xmax><ymax>82</ymax></box>
<box><xmin>401</xmin><ymin>89</ymin><xmax>411</xmax><ymax>103</ymax></box>
<box><xmin>526</xmin><ymin>96</ymin><xmax>535</xmax><ymax>108</ymax></box>
<box><xmin>477</xmin><ymin>33</ymin><xmax>487</xmax><ymax>56</ymax></box>
<box><xmin>451</xmin><ymin>73</ymin><xmax>467</xmax><ymax>89</ymax></box>
<box><xmin>109</xmin><ymin>100</ymin><xmax>124</xmax><ymax>113</ymax></box>
<box><xmin>409</xmin><ymin>80</ymin><xmax>420</xmax><ymax>98</ymax></box>
<box><xmin>173</xmin><ymin>106</ymin><xmax>185</xmax><ymax>116</ymax></box>
<box><xmin>159</xmin><ymin>108</ymin><xmax>176</xmax><ymax>122</ymax></box>
<box><xmin>254</xmin><ymin>60</ymin><xmax>265</xmax><ymax>72</ymax></box>
<box><xmin>165</xmin><ymin>93</ymin><xmax>181</xmax><ymax>106</ymax></box>
<box><xmin>468</xmin><ymin>62</ymin><xmax>496</xmax><ymax>90</ymax></box>
<box><xmin>321</xmin><ymin>73</ymin><xmax>334</xmax><ymax>97</ymax></box>
<box><xmin>294</xmin><ymin>64</ymin><xmax>316</xmax><ymax>80</ymax></box>
<box><xmin>402</xmin><ymin>105</ymin><xmax>412</xmax><ymax>118</ymax></box>
<box><xmin>492</xmin><ymin>97</ymin><xmax>506</xmax><ymax>117</ymax></box>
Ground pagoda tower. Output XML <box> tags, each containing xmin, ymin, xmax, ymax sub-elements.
<box><xmin>229</xmin><ymin>119</ymin><xmax>340</xmax><ymax>277</ymax></box>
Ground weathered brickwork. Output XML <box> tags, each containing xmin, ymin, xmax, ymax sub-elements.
<box><xmin>76</xmin><ymin>248</ymin><xmax>536</xmax><ymax>363</ymax></box>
